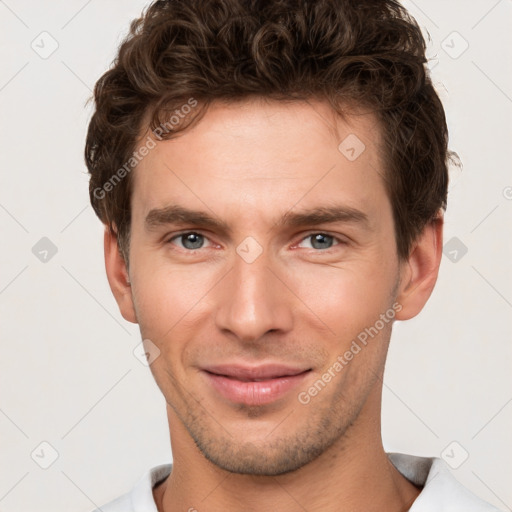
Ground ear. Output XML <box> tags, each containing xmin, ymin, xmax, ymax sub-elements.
<box><xmin>104</xmin><ymin>226</ymin><xmax>138</xmax><ymax>324</ymax></box>
<box><xmin>395</xmin><ymin>216</ymin><xmax>443</xmax><ymax>321</ymax></box>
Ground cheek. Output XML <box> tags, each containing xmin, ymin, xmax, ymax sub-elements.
<box><xmin>288</xmin><ymin>259</ymin><xmax>397</xmax><ymax>343</ymax></box>
<box><xmin>130</xmin><ymin>259</ymin><xmax>219</xmax><ymax>341</ymax></box>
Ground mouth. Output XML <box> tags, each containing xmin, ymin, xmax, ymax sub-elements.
<box><xmin>201</xmin><ymin>364</ymin><xmax>312</xmax><ymax>406</ymax></box>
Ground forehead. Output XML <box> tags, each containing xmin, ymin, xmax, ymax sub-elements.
<box><xmin>131</xmin><ymin>98</ymin><xmax>387</xmax><ymax>225</ymax></box>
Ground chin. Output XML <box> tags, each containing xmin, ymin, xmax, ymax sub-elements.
<box><xmin>199</xmin><ymin>440</ymin><xmax>324</xmax><ymax>476</ymax></box>
<box><xmin>187</xmin><ymin>417</ymin><xmax>345</xmax><ymax>476</ymax></box>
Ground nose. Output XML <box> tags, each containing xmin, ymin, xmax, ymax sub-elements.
<box><xmin>214</xmin><ymin>247</ymin><xmax>294</xmax><ymax>343</ymax></box>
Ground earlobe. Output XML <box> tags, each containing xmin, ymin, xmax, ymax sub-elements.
<box><xmin>395</xmin><ymin>217</ymin><xmax>443</xmax><ymax>321</ymax></box>
<box><xmin>104</xmin><ymin>226</ymin><xmax>138</xmax><ymax>324</ymax></box>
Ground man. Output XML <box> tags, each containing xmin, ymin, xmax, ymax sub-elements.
<box><xmin>85</xmin><ymin>0</ymin><xmax>500</xmax><ymax>510</ymax></box>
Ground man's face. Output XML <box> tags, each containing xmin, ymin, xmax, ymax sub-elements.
<box><xmin>125</xmin><ymin>99</ymin><xmax>405</xmax><ymax>475</ymax></box>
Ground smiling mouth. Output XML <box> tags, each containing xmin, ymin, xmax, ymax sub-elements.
<box><xmin>202</xmin><ymin>365</ymin><xmax>312</xmax><ymax>406</ymax></box>
<box><xmin>215</xmin><ymin>374</ymin><xmax>292</xmax><ymax>382</ymax></box>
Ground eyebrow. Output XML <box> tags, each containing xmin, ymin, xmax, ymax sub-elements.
<box><xmin>278</xmin><ymin>205</ymin><xmax>368</xmax><ymax>229</ymax></box>
<box><xmin>145</xmin><ymin>205</ymin><xmax>230</xmax><ymax>233</ymax></box>
<box><xmin>144</xmin><ymin>204</ymin><xmax>369</xmax><ymax>233</ymax></box>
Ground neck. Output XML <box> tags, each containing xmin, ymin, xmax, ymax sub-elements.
<box><xmin>155</xmin><ymin>387</ymin><xmax>420</xmax><ymax>512</ymax></box>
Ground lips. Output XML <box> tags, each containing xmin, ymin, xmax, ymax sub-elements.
<box><xmin>202</xmin><ymin>364</ymin><xmax>311</xmax><ymax>406</ymax></box>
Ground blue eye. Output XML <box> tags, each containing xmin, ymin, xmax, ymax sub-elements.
<box><xmin>299</xmin><ymin>233</ymin><xmax>339</xmax><ymax>250</ymax></box>
<box><xmin>170</xmin><ymin>232</ymin><xmax>208</xmax><ymax>250</ymax></box>
<box><xmin>166</xmin><ymin>232</ymin><xmax>343</xmax><ymax>253</ymax></box>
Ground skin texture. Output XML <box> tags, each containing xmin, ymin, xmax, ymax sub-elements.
<box><xmin>105</xmin><ymin>98</ymin><xmax>443</xmax><ymax>511</ymax></box>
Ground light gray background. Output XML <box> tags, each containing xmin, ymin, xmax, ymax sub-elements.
<box><xmin>0</xmin><ymin>1</ymin><xmax>511</xmax><ymax>511</ymax></box>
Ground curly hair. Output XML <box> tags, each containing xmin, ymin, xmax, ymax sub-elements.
<box><xmin>85</xmin><ymin>0</ymin><xmax>452</xmax><ymax>262</ymax></box>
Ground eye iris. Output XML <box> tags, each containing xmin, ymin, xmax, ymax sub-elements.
<box><xmin>311</xmin><ymin>234</ymin><xmax>333</xmax><ymax>250</ymax></box>
<box><xmin>182</xmin><ymin>233</ymin><xmax>203</xmax><ymax>250</ymax></box>
<box><xmin>178</xmin><ymin>233</ymin><xmax>334</xmax><ymax>250</ymax></box>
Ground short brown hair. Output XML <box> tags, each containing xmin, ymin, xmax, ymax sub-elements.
<box><xmin>85</xmin><ymin>0</ymin><xmax>452</xmax><ymax>262</ymax></box>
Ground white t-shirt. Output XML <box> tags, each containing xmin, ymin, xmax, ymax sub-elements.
<box><xmin>91</xmin><ymin>453</ymin><xmax>502</xmax><ymax>511</ymax></box>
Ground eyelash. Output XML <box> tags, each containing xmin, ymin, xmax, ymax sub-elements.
<box><xmin>165</xmin><ymin>231</ymin><xmax>347</xmax><ymax>252</ymax></box>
